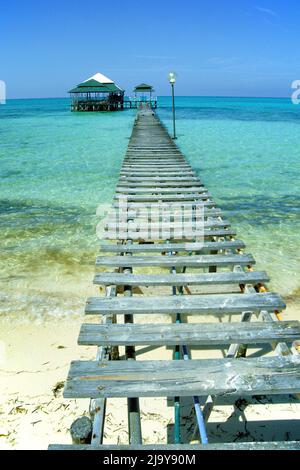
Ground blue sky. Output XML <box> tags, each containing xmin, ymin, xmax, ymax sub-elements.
<box><xmin>1</xmin><ymin>0</ymin><xmax>299</xmax><ymax>98</ymax></box>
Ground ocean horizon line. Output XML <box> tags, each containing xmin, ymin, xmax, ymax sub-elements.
<box><xmin>3</xmin><ymin>95</ymin><xmax>292</xmax><ymax>102</ymax></box>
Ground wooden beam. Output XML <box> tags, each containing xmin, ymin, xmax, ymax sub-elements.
<box><xmin>79</xmin><ymin>320</ymin><xmax>300</xmax><ymax>346</ymax></box>
<box><xmin>95</xmin><ymin>254</ymin><xmax>255</xmax><ymax>267</ymax></box>
<box><xmin>85</xmin><ymin>292</ymin><xmax>285</xmax><ymax>316</ymax></box>
<box><xmin>93</xmin><ymin>271</ymin><xmax>269</xmax><ymax>287</ymax></box>
<box><xmin>63</xmin><ymin>355</ymin><xmax>300</xmax><ymax>398</ymax></box>
<box><xmin>99</xmin><ymin>239</ymin><xmax>243</xmax><ymax>253</ymax></box>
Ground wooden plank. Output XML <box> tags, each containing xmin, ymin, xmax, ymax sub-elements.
<box><xmin>126</xmin><ymin>147</ymin><xmax>181</xmax><ymax>149</ymax></box>
<box><xmin>119</xmin><ymin>209</ymin><xmax>224</xmax><ymax>219</ymax></box>
<box><xmin>113</xmin><ymin>194</ymin><xmax>212</xmax><ymax>202</ymax></box>
<box><xmin>118</xmin><ymin>181</ymin><xmax>203</xmax><ymax>187</ymax></box>
<box><xmin>99</xmin><ymin>240</ymin><xmax>245</xmax><ymax>253</ymax></box>
<box><xmin>63</xmin><ymin>355</ymin><xmax>300</xmax><ymax>398</ymax></box>
<box><xmin>126</xmin><ymin>151</ymin><xmax>182</xmax><ymax>154</ymax></box>
<box><xmin>127</xmin><ymin>151</ymin><xmax>181</xmax><ymax>154</ymax></box>
<box><xmin>79</xmin><ymin>321</ymin><xmax>300</xmax><ymax>347</ymax></box>
<box><xmin>124</xmin><ymin>158</ymin><xmax>185</xmax><ymax>163</ymax></box>
<box><xmin>119</xmin><ymin>174</ymin><xmax>196</xmax><ymax>179</ymax></box>
<box><xmin>93</xmin><ymin>271</ymin><xmax>269</xmax><ymax>287</ymax></box>
<box><xmin>127</xmin><ymin>149</ymin><xmax>180</xmax><ymax>151</ymax></box>
<box><xmin>124</xmin><ymin>156</ymin><xmax>185</xmax><ymax>160</ymax></box>
<box><xmin>120</xmin><ymin>171</ymin><xmax>195</xmax><ymax>176</ymax></box>
<box><xmin>125</xmin><ymin>151</ymin><xmax>182</xmax><ymax>153</ymax></box>
<box><xmin>126</xmin><ymin>149</ymin><xmax>182</xmax><ymax>152</ymax></box>
<box><xmin>95</xmin><ymin>253</ymin><xmax>254</xmax><ymax>268</ymax></box>
<box><xmin>122</xmin><ymin>159</ymin><xmax>187</xmax><ymax>163</ymax></box>
<box><xmin>121</xmin><ymin>168</ymin><xmax>193</xmax><ymax>173</ymax></box>
<box><xmin>113</xmin><ymin>201</ymin><xmax>217</xmax><ymax>209</ymax></box>
<box><xmin>49</xmin><ymin>442</ymin><xmax>300</xmax><ymax>450</ymax></box>
<box><xmin>121</xmin><ymin>168</ymin><xmax>192</xmax><ymax>173</ymax></box>
<box><xmin>120</xmin><ymin>176</ymin><xmax>199</xmax><ymax>181</ymax></box>
<box><xmin>122</xmin><ymin>164</ymin><xmax>191</xmax><ymax>168</ymax></box>
<box><xmin>123</xmin><ymin>164</ymin><xmax>188</xmax><ymax>168</ymax></box>
<box><xmin>85</xmin><ymin>292</ymin><xmax>285</xmax><ymax>316</ymax></box>
<box><xmin>116</xmin><ymin>187</ymin><xmax>207</xmax><ymax>194</ymax></box>
<box><xmin>104</xmin><ymin>221</ymin><xmax>231</xmax><ymax>234</ymax></box>
<box><xmin>102</xmin><ymin>228</ymin><xmax>237</xmax><ymax>241</ymax></box>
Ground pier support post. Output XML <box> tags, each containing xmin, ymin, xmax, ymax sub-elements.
<box><xmin>70</xmin><ymin>416</ymin><xmax>93</xmax><ymax>445</ymax></box>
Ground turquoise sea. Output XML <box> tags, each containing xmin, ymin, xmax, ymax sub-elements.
<box><xmin>1</xmin><ymin>97</ymin><xmax>299</xmax><ymax>322</ymax></box>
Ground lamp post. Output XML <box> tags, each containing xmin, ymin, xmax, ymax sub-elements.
<box><xmin>169</xmin><ymin>72</ymin><xmax>177</xmax><ymax>139</ymax></box>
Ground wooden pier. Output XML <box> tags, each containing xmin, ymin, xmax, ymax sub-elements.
<box><xmin>50</xmin><ymin>107</ymin><xmax>300</xmax><ymax>451</ymax></box>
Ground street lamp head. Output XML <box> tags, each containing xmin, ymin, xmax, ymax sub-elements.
<box><xmin>168</xmin><ymin>72</ymin><xmax>177</xmax><ymax>84</ymax></box>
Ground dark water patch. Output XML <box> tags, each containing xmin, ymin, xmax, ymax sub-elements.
<box><xmin>215</xmin><ymin>195</ymin><xmax>300</xmax><ymax>225</ymax></box>
<box><xmin>21</xmin><ymin>247</ymin><xmax>95</xmax><ymax>271</ymax></box>
<box><xmin>0</xmin><ymin>198</ymin><xmax>92</xmax><ymax>218</ymax></box>
<box><xmin>19</xmin><ymin>247</ymin><xmax>96</xmax><ymax>273</ymax></box>
<box><xmin>1</xmin><ymin>170</ymin><xmax>23</xmax><ymax>179</ymax></box>
<box><xmin>0</xmin><ymin>199</ymin><xmax>97</xmax><ymax>247</ymax></box>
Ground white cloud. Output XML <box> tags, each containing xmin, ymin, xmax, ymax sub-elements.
<box><xmin>255</xmin><ymin>6</ymin><xmax>278</xmax><ymax>17</ymax></box>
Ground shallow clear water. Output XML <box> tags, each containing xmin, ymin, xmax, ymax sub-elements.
<box><xmin>1</xmin><ymin>97</ymin><xmax>299</xmax><ymax>321</ymax></box>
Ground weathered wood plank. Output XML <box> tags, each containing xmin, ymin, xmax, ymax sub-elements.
<box><xmin>85</xmin><ymin>292</ymin><xmax>285</xmax><ymax>316</ymax></box>
<box><xmin>118</xmin><ymin>181</ymin><xmax>203</xmax><ymax>187</ymax></box>
<box><xmin>126</xmin><ymin>151</ymin><xmax>182</xmax><ymax>154</ymax></box>
<box><xmin>125</xmin><ymin>151</ymin><xmax>183</xmax><ymax>154</ymax></box>
<box><xmin>124</xmin><ymin>151</ymin><xmax>186</xmax><ymax>155</ymax></box>
<box><xmin>123</xmin><ymin>158</ymin><xmax>187</xmax><ymax>162</ymax></box>
<box><xmin>102</xmin><ymin>228</ymin><xmax>237</xmax><ymax>241</ymax></box>
<box><xmin>49</xmin><ymin>441</ymin><xmax>300</xmax><ymax>450</ymax></box>
<box><xmin>124</xmin><ymin>158</ymin><xmax>185</xmax><ymax>163</ymax></box>
<box><xmin>127</xmin><ymin>147</ymin><xmax>181</xmax><ymax>151</ymax></box>
<box><xmin>121</xmin><ymin>169</ymin><xmax>193</xmax><ymax>174</ymax></box>
<box><xmin>121</xmin><ymin>164</ymin><xmax>192</xmax><ymax>173</ymax></box>
<box><xmin>93</xmin><ymin>270</ymin><xmax>269</xmax><ymax>287</ymax></box>
<box><xmin>104</xmin><ymin>221</ymin><xmax>231</xmax><ymax>234</ymax></box>
<box><xmin>123</xmin><ymin>164</ymin><xmax>189</xmax><ymax>168</ymax></box>
<box><xmin>120</xmin><ymin>176</ymin><xmax>199</xmax><ymax>182</ymax></box>
<box><xmin>95</xmin><ymin>253</ymin><xmax>254</xmax><ymax>267</ymax></box>
<box><xmin>124</xmin><ymin>162</ymin><xmax>186</xmax><ymax>166</ymax></box>
<box><xmin>79</xmin><ymin>320</ymin><xmax>300</xmax><ymax>347</ymax></box>
<box><xmin>124</xmin><ymin>209</ymin><xmax>224</xmax><ymax>219</ymax></box>
<box><xmin>113</xmin><ymin>201</ymin><xmax>217</xmax><ymax>209</ymax></box>
<box><xmin>121</xmin><ymin>167</ymin><xmax>193</xmax><ymax>171</ymax></box>
<box><xmin>63</xmin><ymin>355</ymin><xmax>300</xmax><ymax>398</ymax></box>
<box><xmin>122</xmin><ymin>160</ymin><xmax>189</xmax><ymax>165</ymax></box>
<box><xmin>114</xmin><ymin>194</ymin><xmax>212</xmax><ymax>202</ymax></box>
<box><xmin>116</xmin><ymin>187</ymin><xmax>207</xmax><ymax>194</ymax></box>
<box><xmin>120</xmin><ymin>171</ymin><xmax>195</xmax><ymax>176</ymax></box>
<box><xmin>99</xmin><ymin>240</ymin><xmax>244</xmax><ymax>253</ymax></box>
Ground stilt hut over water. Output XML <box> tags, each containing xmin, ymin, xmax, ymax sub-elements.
<box><xmin>133</xmin><ymin>83</ymin><xmax>157</xmax><ymax>109</ymax></box>
<box><xmin>69</xmin><ymin>73</ymin><xmax>125</xmax><ymax>111</ymax></box>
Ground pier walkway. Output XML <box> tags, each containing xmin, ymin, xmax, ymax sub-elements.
<box><xmin>50</xmin><ymin>107</ymin><xmax>300</xmax><ymax>450</ymax></box>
